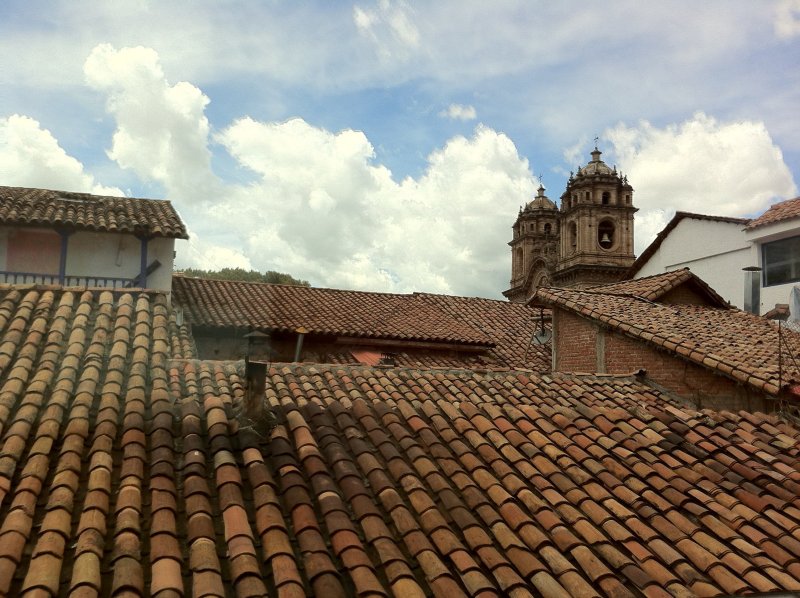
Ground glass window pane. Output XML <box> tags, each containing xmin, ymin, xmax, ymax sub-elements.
<box><xmin>763</xmin><ymin>236</ymin><xmax>800</xmax><ymax>286</ymax></box>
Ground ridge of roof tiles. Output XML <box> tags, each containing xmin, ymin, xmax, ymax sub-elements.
<box><xmin>746</xmin><ymin>196</ymin><xmax>800</xmax><ymax>230</ymax></box>
<box><xmin>586</xmin><ymin>268</ymin><xmax>730</xmax><ymax>307</ymax></box>
<box><xmin>535</xmin><ymin>286</ymin><xmax>800</xmax><ymax>395</ymax></box>
<box><xmin>0</xmin><ymin>185</ymin><xmax>189</xmax><ymax>239</ymax></box>
<box><xmin>628</xmin><ymin>212</ymin><xmax>749</xmax><ymax>277</ymax></box>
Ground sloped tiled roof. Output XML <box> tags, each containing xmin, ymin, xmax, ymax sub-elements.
<box><xmin>535</xmin><ymin>287</ymin><xmax>800</xmax><ymax>395</ymax></box>
<box><xmin>746</xmin><ymin>196</ymin><xmax>800</xmax><ymax>230</ymax></box>
<box><xmin>628</xmin><ymin>212</ymin><xmax>749</xmax><ymax>277</ymax></box>
<box><xmin>588</xmin><ymin>268</ymin><xmax>730</xmax><ymax>308</ymax></box>
<box><xmin>415</xmin><ymin>292</ymin><xmax>551</xmax><ymax>370</ymax></box>
<box><xmin>173</xmin><ymin>277</ymin><xmax>551</xmax><ymax>370</ymax></box>
<box><xmin>173</xmin><ymin>275</ymin><xmax>493</xmax><ymax>346</ymax></box>
<box><xmin>1</xmin><ymin>283</ymin><xmax>800</xmax><ymax>595</ymax></box>
<box><xmin>0</xmin><ymin>185</ymin><xmax>188</xmax><ymax>238</ymax></box>
<box><xmin>251</xmin><ymin>363</ymin><xmax>800</xmax><ymax>596</ymax></box>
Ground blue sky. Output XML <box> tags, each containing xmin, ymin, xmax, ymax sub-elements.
<box><xmin>1</xmin><ymin>1</ymin><xmax>799</xmax><ymax>298</ymax></box>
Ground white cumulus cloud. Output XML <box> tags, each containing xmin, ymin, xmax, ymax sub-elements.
<box><xmin>214</xmin><ymin>118</ymin><xmax>535</xmax><ymax>296</ymax></box>
<box><xmin>604</xmin><ymin>113</ymin><xmax>797</xmax><ymax>253</ymax></box>
<box><xmin>0</xmin><ymin>114</ymin><xmax>122</xmax><ymax>195</ymax></box>
<box><xmin>83</xmin><ymin>44</ymin><xmax>219</xmax><ymax>202</ymax></box>
<box><xmin>81</xmin><ymin>44</ymin><xmax>535</xmax><ymax>297</ymax></box>
<box><xmin>439</xmin><ymin>103</ymin><xmax>477</xmax><ymax>121</ymax></box>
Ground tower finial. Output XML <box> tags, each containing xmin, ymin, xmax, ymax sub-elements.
<box><xmin>593</xmin><ymin>135</ymin><xmax>599</xmax><ymax>150</ymax></box>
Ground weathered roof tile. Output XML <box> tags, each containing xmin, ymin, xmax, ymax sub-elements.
<box><xmin>0</xmin><ymin>185</ymin><xmax>188</xmax><ymax>238</ymax></box>
<box><xmin>534</xmin><ymin>286</ymin><xmax>800</xmax><ymax>396</ymax></box>
<box><xmin>746</xmin><ymin>196</ymin><xmax>800</xmax><ymax>230</ymax></box>
<box><xmin>0</xmin><ymin>284</ymin><xmax>797</xmax><ymax>596</ymax></box>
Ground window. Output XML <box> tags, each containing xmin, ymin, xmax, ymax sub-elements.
<box><xmin>602</xmin><ymin>191</ymin><xmax>610</xmax><ymax>205</ymax></box>
<box><xmin>763</xmin><ymin>235</ymin><xmax>800</xmax><ymax>286</ymax></box>
<box><xmin>514</xmin><ymin>247</ymin><xmax>524</xmax><ymax>277</ymax></box>
<box><xmin>569</xmin><ymin>222</ymin><xmax>577</xmax><ymax>252</ymax></box>
<box><xmin>544</xmin><ymin>223</ymin><xmax>551</xmax><ymax>235</ymax></box>
<box><xmin>598</xmin><ymin>220</ymin><xmax>615</xmax><ymax>250</ymax></box>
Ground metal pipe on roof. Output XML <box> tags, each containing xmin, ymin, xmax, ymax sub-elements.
<box><xmin>293</xmin><ymin>327</ymin><xmax>308</xmax><ymax>362</ymax></box>
<box><xmin>743</xmin><ymin>266</ymin><xmax>761</xmax><ymax>315</ymax></box>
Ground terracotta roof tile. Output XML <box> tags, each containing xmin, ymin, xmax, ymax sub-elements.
<box><xmin>173</xmin><ymin>275</ymin><xmax>551</xmax><ymax>370</ymax></box>
<box><xmin>534</xmin><ymin>286</ymin><xmax>800</xmax><ymax>395</ymax></box>
<box><xmin>0</xmin><ymin>284</ymin><xmax>799</xmax><ymax>596</ymax></box>
<box><xmin>0</xmin><ymin>185</ymin><xmax>188</xmax><ymax>238</ymax></box>
<box><xmin>589</xmin><ymin>268</ymin><xmax>729</xmax><ymax>308</ymax></box>
<box><xmin>746</xmin><ymin>196</ymin><xmax>800</xmax><ymax>230</ymax></box>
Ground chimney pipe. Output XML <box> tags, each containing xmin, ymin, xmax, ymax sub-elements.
<box><xmin>244</xmin><ymin>356</ymin><xmax>266</xmax><ymax>420</ymax></box>
<box><xmin>293</xmin><ymin>327</ymin><xmax>308</xmax><ymax>362</ymax></box>
<box><xmin>743</xmin><ymin>266</ymin><xmax>762</xmax><ymax>315</ymax></box>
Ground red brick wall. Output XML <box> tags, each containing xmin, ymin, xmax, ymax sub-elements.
<box><xmin>554</xmin><ymin>308</ymin><xmax>767</xmax><ymax>411</ymax></box>
<box><xmin>553</xmin><ymin>310</ymin><xmax>598</xmax><ymax>373</ymax></box>
<box><xmin>659</xmin><ymin>285</ymin><xmax>710</xmax><ymax>306</ymax></box>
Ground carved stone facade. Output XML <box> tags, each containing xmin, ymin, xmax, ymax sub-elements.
<box><xmin>504</xmin><ymin>148</ymin><xmax>637</xmax><ymax>302</ymax></box>
<box><xmin>505</xmin><ymin>185</ymin><xmax>560</xmax><ymax>303</ymax></box>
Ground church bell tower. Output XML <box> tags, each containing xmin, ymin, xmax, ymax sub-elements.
<box><xmin>503</xmin><ymin>184</ymin><xmax>560</xmax><ymax>303</ymax></box>
<box><xmin>552</xmin><ymin>146</ymin><xmax>636</xmax><ymax>288</ymax></box>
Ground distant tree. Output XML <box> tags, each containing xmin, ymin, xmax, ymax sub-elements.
<box><xmin>178</xmin><ymin>267</ymin><xmax>311</xmax><ymax>286</ymax></box>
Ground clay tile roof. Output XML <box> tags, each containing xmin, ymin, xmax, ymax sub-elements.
<box><xmin>172</xmin><ymin>275</ymin><xmax>492</xmax><ymax>345</ymax></box>
<box><xmin>173</xmin><ymin>276</ymin><xmax>552</xmax><ymax>370</ymax></box>
<box><xmin>628</xmin><ymin>212</ymin><xmax>749</xmax><ymax>277</ymax></box>
<box><xmin>1</xmin><ymin>282</ymin><xmax>800</xmax><ymax>595</ymax></box>
<box><xmin>588</xmin><ymin>268</ymin><xmax>730</xmax><ymax>308</ymax></box>
<box><xmin>0</xmin><ymin>185</ymin><xmax>188</xmax><ymax>239</ymax></box>
<box><xmin>746</xmin><ymin>196</ymin><xmax>800</xmax><ymax>231</ymax></box>
<box><xmin>535</xmin><ymin>286</ymin><xmax>800</xmax><ymax>395</ymax></box>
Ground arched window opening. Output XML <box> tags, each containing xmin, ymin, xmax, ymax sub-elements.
<box><xmin>585</xmin><ymin>191</ymin><xmax>590</xmax><ymax>201</ymax></box>
<box><xmin>544</xmin><ymin>223</ymin><xmax>551</xmax><ymax>235</ymax></box>
<box><xmin>569</xmin><ymin>222</ymin><xmax>578</xmax><ymax>253</ymax></box>
<box><xmin>598</xmin><ymin>220</ymin><xmax>615</xmax><ymax>250</ymax></box>
<box><xmin>514</xmin><ymin>247</ymin><xmax>524</xmax><ymax>276</ymax></box>
<box><xmin>602</xmin><ymin>191</ymin><xmax>610</xmax><ymax>205</ymax></box>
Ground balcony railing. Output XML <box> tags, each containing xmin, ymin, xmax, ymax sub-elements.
<box><xmin>0</xmin><ymin>271</ymin><xmax>138</xmax><ymax>288</ymax></box>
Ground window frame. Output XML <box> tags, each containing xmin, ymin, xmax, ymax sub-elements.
<box><xmin>762</xmin><ymin>234</ymin><xmax>800</xmax><ymax>287</ymax></box>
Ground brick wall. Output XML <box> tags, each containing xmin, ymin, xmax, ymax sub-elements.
<box><xmin>554</xmin><ymin>308</ymin><xmax>768</xmax><ymax>411</ymax></box>
<box><xmin>659</xmin><ymin>285</ymin><xmax>710</xmax><ymax>306</ymax></box>
<box><xmin>553</xmin><ymin>310</ymin><xmax>598</xmax><ymax>373</ymax></box>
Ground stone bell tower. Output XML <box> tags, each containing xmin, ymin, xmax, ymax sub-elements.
<box><xmin>503</xmin><ymin>184</ymin><xmax>560</xmax><ymax>303</ymax></box>
<box><xmin>552</xmin><ymin>146</ymin><xmax>636</xmax><ymax>288</ymax></box>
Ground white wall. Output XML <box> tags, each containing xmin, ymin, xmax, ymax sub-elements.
<box><xmin>746</xmin><ymin>220</ymin><xmax>800</xmax><ymax>314</ymax></box>
<box><xmin>66</xmin><ymin>232</ymin><xmax>174</xmax><ymax>291</ymax></box>
<box><xmin>636</xmin><ymin>218</ymin><xmax>751</xmax><ymax>308</ymax></box>
<box><xmin>0</xmin><ymin>226</ymin><xmax>175</xmax><ymax>292</ymax></box>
